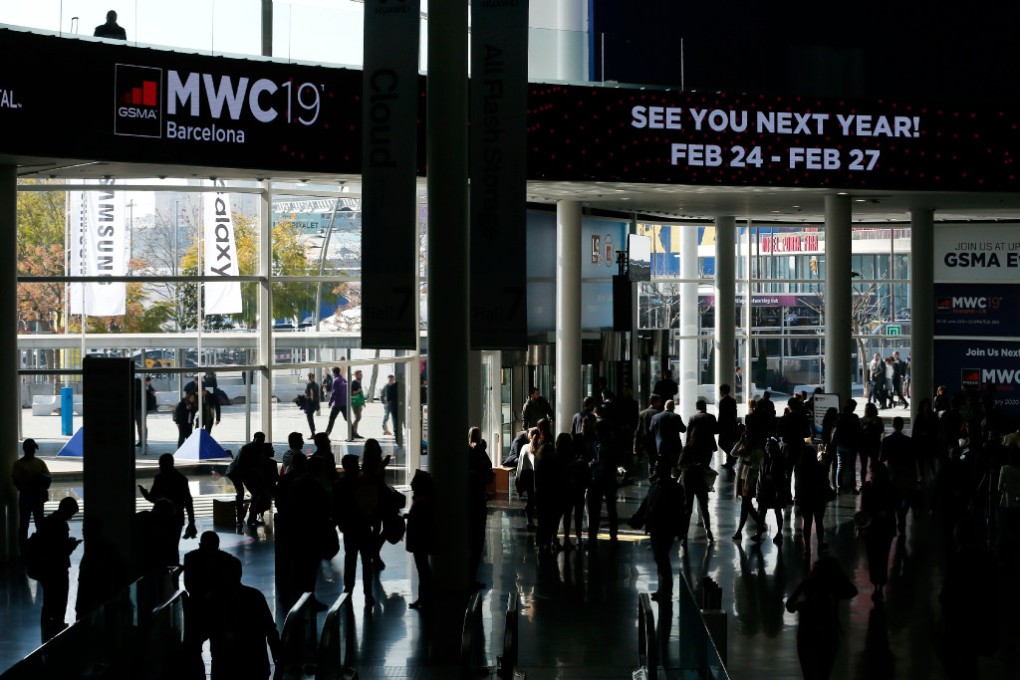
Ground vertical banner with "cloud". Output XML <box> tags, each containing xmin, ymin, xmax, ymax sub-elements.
<box><xmin>69</xmin><ymin>179</ymin><xmax>127</xmax><ymax>317</ymax></box>
<box><xmin>361</xmin><ymin>0</ymin><xmax>420</xmax><ymax>349</ymax></box>
<box><xmin>470</xmin><ymin>0</ymin><xmax>529</xmax><ymax>349</ymax></box>
<box><xmin>203</xmin><ymin>190</ymin><xmax>242</xmax><ymax>315</ymax></box>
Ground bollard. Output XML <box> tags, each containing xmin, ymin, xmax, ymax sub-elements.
<box><xmin>61</xmin><ymin>386</ymin><xmax>74</xmax><ymax>436</ymax></box>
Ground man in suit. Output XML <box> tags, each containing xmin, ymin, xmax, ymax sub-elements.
<box><xmin>650</xmin><ymin>399</ymin><xmax>687</xmax><ymax>479</ymax></box>
<box><xmin>183</xmin><ymin>532</ymin><xmax>243</xmax><ymax>675</ymax></box>
<box><xmin>717</xmin><ymin>384</ymin><xmax>739</xmax><ymax>468</ymax></box>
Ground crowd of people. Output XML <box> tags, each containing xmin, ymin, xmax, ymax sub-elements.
<box><xmin>12</xmin><ymin>370</ymin><xmax>1020</xmax><ymax>678</ymax></box>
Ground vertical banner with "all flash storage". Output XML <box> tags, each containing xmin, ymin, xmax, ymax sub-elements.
<box><xmin>470</xmin><ymin>0</ymin><xmax>529</xmax><ymax>349</ymax></box>
<box><xmin>361</xmin><ymin>0</ymin><xmax>420</xmax><ymax>349</ymax></box>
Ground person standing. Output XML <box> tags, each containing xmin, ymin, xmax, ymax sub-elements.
<box><xmin>867</xmin><ymin>353</ymin><xmax>885</xmax><ymax>407</ymax></box>
<box><xmin>678</xmin><ymin>422</ymin><xmax>713</xmax><ymax>545</ymax></box>
<box><xmin>33</xmin><ymin>497</ymin><xmax>82</xmax><ymax>642</ymax></box>
<box><xmin>521</xmin><ymin>387</ymin><xmax>554</xmax><ymax>430</ymax></box>
<box><xmin>406</xmin><ymin>470</ymin><xmax>437</xmax><ymax>610</ymax></box>
<box><xmin>467</xmin><ymin>427</ymin><xmax>494</xmax><ymax>589</ymax></box>
<box><xmin>134</xmin><ymin>376</ymin><xmax>158</xmax><ymax>447</ymax></box>
<box><xmin>304</xmin><ymin>372</ymin><xmax>321</xmax><ymax>437</ymax></box>
<box><xmin>860</xmin><ymin>463</ymin><xmax>897</xmax><ymax>602</ymax></box>
<box><xmin>173</xmin><ymin>393</ymin><xmax>197</xmax><ymax>447</ymax></box>
<box><xmin>325</xmin><ymin>367</ymin><xmax>347</xmax><ymax>437</ymax></box>
<box><xmin>833</xmin><ymin>400</ymin><xmax>862</xmax><ymax>494</ymax></box>
<box><xmin>200</xmin><ymin>386</ymin><xmax>221</xmax><ymax>436</ymax></box>
<box><xmin>93</xmin><ymin>10</ymin><xmax>127</xmax><ymax>39</ymax></box>
<box><xmin>891</xmin><ymin>351</ymin><xmax>909</xmax><ymax>408</ymax></box>
<box><xmin>139</xmin><ymin>454</ymin><xmax>198</xmax><ymax>560</ymax></box>
<box><xmin>12</xmin><ymin>438</ymin><xmax>50</xmax><ymax>548</ymax></box>
<box><xmin>652</xmin><ymin>368</ymin><xmax>678</xmax><ymax>403</ymax></box>
<box><xmin>515</xmin><ymin>428</ymin><xmax>538</xmax><ymax>531</ymax></box>
<box><xmin>350</xmin><ymin>370</ymin><xmax>366</xmax><ymax>439</ymax></box>
<box><xmin>381</xmin><ymin>374</ymin><xmax>398</xmax><ymax>436</ymax></box>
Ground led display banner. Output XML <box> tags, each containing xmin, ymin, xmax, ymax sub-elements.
<box><xmin>526</xmin><ymin>85</ymin><xmax>1020</xmax><ymax>191</ymax></box>
<box><xmin>934</xmin><ymin>224</ymin><xmax>1020</xmax><ymax>281</ymax></box>
<box><xmin>360</xmin><ymin>0</ymin><xmax>421</xmax><ymax>349</ymax></box>
<box><xmin>933</xmin><ymin>340</ymin><xmax>1020</xmax><ymax>418</ymax></box>
<box><xmin>470</xmin><ymin>0</ymin><xmax>529</xmax><ymax>350</ymax></box>
<box><xmin>0</xmin><ymin>29</ymin><xmax>365</xmax><ymax>175</ymax></box>
<box><xmin>934</xmin><ymin>284</ymin><xmax>1020</xmax><ymax>337</ymax></box>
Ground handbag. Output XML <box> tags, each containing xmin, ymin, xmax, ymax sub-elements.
<box><xmin>352</xmin><ymin>391</ymin><xmax>366</xmax><ymax>408</ymax></box>
<box><xmin>703</xmin><ymin>467</ymin><xmax>719</xmax><ymax>492</ymax></box>
<box><xmin>383</xmin><ymin>513</ymin><xmax>406</xmax><ymax>544</ymax></box>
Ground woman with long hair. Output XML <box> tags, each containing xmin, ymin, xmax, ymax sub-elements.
<box><xmin>533</xmin><ymin>419</ymin><xmax>560</xmax><ymax>552</ymax></box>
<box><xmin>467</xmin><ymin>426</ymin><xmax>494</xmax><ymax>590</ymax></box>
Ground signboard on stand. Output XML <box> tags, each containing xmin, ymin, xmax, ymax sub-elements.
<box><xmin>812</xmin><ymin>393</ymin><xmax>840</xmax><ymax>442</ymax></box>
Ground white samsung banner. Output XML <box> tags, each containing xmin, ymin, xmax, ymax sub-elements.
<box><xmin>68</xmin><ymin>180</ymin><xmax>127</xmax><ymax>316</ymax></box>
<box><xmin>934</xmin><ymin>223</ymin><xmax>1020</xmax><ymax>282</ymax></box>
<box><xmin>203</xmin><ymin>192</ymin><xmax>242</xmax><ymax>315</ymax></box>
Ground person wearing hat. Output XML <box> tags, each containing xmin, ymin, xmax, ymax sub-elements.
<box><xmin>33</xmin><ymin>497</ymin><xmax>82</xmax><ymax>642</ymax></box>
<box><xmin>11</xmin><ymin>439</ymin><xmax>51</xmax><ymax>548</ymax></box>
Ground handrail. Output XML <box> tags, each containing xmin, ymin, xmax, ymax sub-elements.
<box><xmin>460</xmin><ymin>591</ymin><xmax>487</xmax><ymax>679</ymax></box>
<box><xmin>316</xmin><ymin>592</ymin><xmax>358</xmax><ymax>679</ymax></box>
<box><xmin>276</xmin><ymin>592</ymin><xmax>320</xmax><ymax>680</ymax></box>
<box><xmin>676</xmin><ymin>573</ymin><xmax>731</xmax><ymax>679</ymax></box>
<box><xmin>497</xmin><ymin>591</ymin><xmax>521</xmax><ymax>680</ymax></box>
<box><xmin>637</xmin><ymin>592</ymin><xmax>658</xmax><ymax>675</ymax></box>
<box><xmin>141</xmin><ymin>588</ymin><xmax>188</xmax><ymax>680</ymax></box>
<box><xmin>0</xmin><ymin>566</ymin><xmax>181</xmax><ymax>680</ymax></box>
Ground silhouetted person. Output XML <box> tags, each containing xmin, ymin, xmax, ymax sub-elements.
<box><xmin>274</xmin><ymin>453</ymin><xmax>306</xmax><ymax>606</ymax></box>
<box><xmin>467</xmin><ymin>427</ymin><xmax>494</xmax><ymax>588</ymax></box>
<box><xmin>406</xmin><ymin>470</ymin><xmax>437</xmax><ymax>609</ymax></box>
<box><xmin>717</xmin><ymin>384</ymin><xmax>739</xmax><ymax>467</ymax></box>
<box><xmin>183</xmin><ymin>531</ymin><xmax>243</xmax><ymax>677</ymax></box>
<box><xmin>786</xmin><ymin>554</ymin><xmax>858</xmax><ymax>680</ymax></box>
<box><xmin>236</xmin><ymin>432</ymin><xmax>277</xmax><ymax>526</ymax></box>
<box><xmin>304</xmin><ymin>372</ymin><xmax>321</xmax><ymax>437</ymax></box>
<box><xmin>588</xmin><ymin>405</ymin><xmax>621</xmax><ymax>545</ymax></box>
<box><xmin>634</xmin><ymin>394</ymin><xmax>663</xmax><ymax>476</ymax></box>
<box><xmin>12</xmin><ymin>438</ymin><xmax>50</xmax><ymax>548</ymax></box>
<box><xmin>334</xmin><ymin>452</ymin><xmax>376</xmax><ymax>605</ymax></box>
<box><xmin>34</xmin><ymin>497</ymin><xmax>82</xmax><ymax>642</ymax></box>
<box><xmin>649</xmin><ymin>399</ymin><xmax>686</xmax><ymax>479</ymax></box>
<box><xmin>94</xmin><ymin>10</ymin><xmax>127</xmax><ymax>40</ymax></box>
<box><xmin>325</xmin><ymin>367</ymin><xmax>347</xmax><ymax>436</ymax></box>
<box><xmin>209</xmin><ymin>558</ymin><xmax>281</xmax><ymax>680</ymax></box>
<box><xmin>521</xmin><ymin>387</ymin><xmax>553</xmax><ymax>429</ymax></box>
<box><xmin>880</xmin><ymin>416</ymin><xmax>918</xmax><ymax>532</ymax></box>
<box><xmin>795</xmin><ymin>446</ymin><xmax>831</xmax><ymax>553</ymax></box>
<box><xmin>679</xmin><ymin>422</ymin><xmax>713</xmax><ymax>545</ymax></box>
<box><xmin>139</xmin><ymin>453</ymin><xmax>197</xmax><ymax>562</ymax></box>
<box><xmin>652</xmin><ymin>368</ymin><xmax>678</xmax><ymax>402</ymax></box>
<box><xmin>291</xmin><ymin>456</ymin><xmax>335</xmax><ymax>607</ymax></box>
<box><xmin>200</xmin><ymin>386</ymin><xmax>221</xmax><ymax>435</ymax></box>
<box><xmin>646</xmin><ymin>467</ymin><xmax>684</xmax><ymax>601</ymax></box>
<box><xmin>136</xmin><ymin>497</ymin><xmax>182</xmax><ymax>572</ymax></box>
<box><xmin>860</xmin><ymin>463</ymin><xmax>897</xmax><ymax>602</ymax></box>
<box><xmin>280</xmin><ymin>431</ymin><xmax>306</xmax><ymax>475</ymax></box>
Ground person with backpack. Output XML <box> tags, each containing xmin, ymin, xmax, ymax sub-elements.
<box><xmin>29</xmin><ymin>497</ymin><xmax>82</xmax><ymax>642</ymax></box>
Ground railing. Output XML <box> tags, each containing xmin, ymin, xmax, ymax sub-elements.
<box><xmin>0</xmin><ymin>567</ymin><xmax>181</xmax><ymax>680</ymax></box>
<box><xmin>634</xmin><ymin>592</ymin><xmax>661</xmax><ymax>680</ymax></box>
<box><xmin>140</xmin><ymin>588</ymin><xmax>188</xmax><ymax>680</ymax></box>
<box><xmin>460</xmin><ymin>591</ymin><xmax>488</xmax><ymax>679</ymax></box>
<box><xmin>676</xmin><ymin>575</ymin><xmax>730</xmax><ymax>679</ymax></box>
<box><xmin>496</xmin><ymin>592</ymin><xmax>523</xmax><ymax>680</ymax></box>
<box><xmin>275</xmin><ymin>592</ymin><xmax>320</xmax><ymax>680</ymax></box>
<box><xmin>316</xmin><ymin>592</ymin><xmax>358</xmax><ymax>680</ymax></box>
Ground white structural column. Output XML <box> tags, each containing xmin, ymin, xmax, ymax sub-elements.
<box><xmin>0</xmin><ymin>167</ymin><xmax>17</xmax><ymax>558</ymax></box>
<box><xmin>259</xmin><ymin>181</ymin><xmax>273</xmax><ymax>439</ymax></box>
<box><xmin>910</xmin><ymin>209</ymin><xmax>935</xmax><ymax>425</ymax></box>
<box><xmin>427</xmin><ymin>0</ymin><xmax>470</xmax><ymax>592</ymax></box>
<box><xmin>824</xmin><ymin>195</ymin><xmax>853</xmax><ymax>402</ymax></box>
<box><xmin>679</xmin><ymin>225</ymin><xmax>699</xmax><ymax>417</ymax></box>
<box><xmin>555</xmin><ymin>200</ymin><xmax>582</xmax><ymax>431</ymax></box>
<box><xmin>556</xmin><ymin>0</ymin><xmax>586</xmax><ymax>82</ymax></box>
<box><xmin>714</xmin><ymin>216</ymin><xmax>736</xmax><ymax>395</ymax></box>
<box><xmin>467</xmin><ymin>350</ymin><xmax>482</xmax><ymax>432</ymax></box>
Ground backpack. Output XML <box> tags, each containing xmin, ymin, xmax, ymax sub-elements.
<box><xmin>23</xmin><ymin>531</ymin><xmax>45</xmax><ymax>581</ymax></box>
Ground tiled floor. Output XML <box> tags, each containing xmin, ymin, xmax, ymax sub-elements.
<box><xmin>2</xmin><ymin>463</ymin><xmax>1018</xmax><ymax>679</ymax></box>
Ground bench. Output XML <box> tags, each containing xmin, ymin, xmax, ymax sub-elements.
<box><xmin>487</xmin><ymin>466</ymin><xmax>514</xmax><ymax>495</ymax></box>
<box><xmin>30</xmin><ymin>394</ymin><xmax>83</xmax><ymax>416</ymax></box>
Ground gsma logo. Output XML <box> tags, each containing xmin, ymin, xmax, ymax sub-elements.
<box><xmin>114</xmin><ymin>64</ymin><xmax>162</xmax><ymax>138</ymax></box>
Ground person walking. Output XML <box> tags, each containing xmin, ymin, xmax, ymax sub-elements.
<box><xmin>860</xmin><ymin>463</ymin><xmax>897</xmax><ymax>602</ymax></box>
<box><xmin>304</xmin><ymin>372</ymin><xmax>321</xmax><ymax>437</ymax></box>
<box><xmin>381</xmin><ymin>374</ymin><xmax>398</xmax><ymax>436</ymax></box>
<box><xmin>717</xmin><ymin>384</ymin><xmax>739</xmax><ymax>468</ymax></box>
<box><xmin>650</xmin><ymin>399</ymin><xmax>686</xmax><ymax>479</ymax></box>
<box><xmin>521</xmin><ymin>386</ymin><xmax>554</xmax><ymax>429</ymax></box>
<box><xmin>12</xmin><ymin>438</ymin><xmax>50</xmax><ymax>549</ymax></box>
<box><xmin>173</xmin><ymin>393</ymin><xmax>197</xmax><ymax>447</ymax></box>
<box><xmin>324</xmin><ymin>367</ymin><xmax>347</xmax><ymax>436</ymax></box>
<box><xmin>588</xmin><ymin>405</ymin><xmax>621</xmax><ymax>546</ymax></box>
<box><xmin>32</xmin><ymin>497</ymin><xmax>82</xmax><ymax>642</ymax></box>
<box><xmin>183</xmin><ymin>531</ymin><xmax>243</xmax><ymax>677</ymax></box>
<box><xmin>678</xmin><ymin>422</ymin><xmax>713</xmax><ymax>545</ymax></box>
<box><xmin>350</xmin><ymin>370</ymin><xmax>366</xmax><ymax>439</ymax></box>
<box><xmin>731</xmin><ymin>431</ymin><xmax>766</xmax><ymax>541</ymax></box>
<box><xmin>833</xmin><ymin>400</ymin><xmax>862</xmax><ymax>494</ymax></box>
<box><xmin>533</xmin><ymin>419</ymin><xmax>560</xmax><ymax>552</ymax></box>
<box><xmin>646</xmin><ymin>467</ymin><xmax>685</xmax><ymax>602</ymax></box>
<box><xmin>756</xmin><ymin>438</ymin><xmax>787</xmax><ymax>544</ymax></box>
<box><xmin>200</xmin><ymin>385</ymin><xmax>221</xmax><ymax>436</ymax></box>
<box><xmin>786</xmin><ymin>554</ymin><xmax>858</xmax><ymax>680</ymax></box>
<box><xmin>858</xmin><ymin>402</ymin><xmax>884</xmax><ymax>488</ymax></box>
<box><xmin>796</xmin><ymin>446</ymin><xmax>832</xmax><ymax>554</ymax></box>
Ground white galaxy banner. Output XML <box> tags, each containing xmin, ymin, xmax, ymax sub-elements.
<box><xmin>203</xmin><ymin>191</ymin><xmax>242</xmax><ymax>315</ymax></box>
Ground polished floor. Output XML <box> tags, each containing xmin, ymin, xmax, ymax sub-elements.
<box><xmin>2</xmin><ymin>462</ymin><xmax>1018</xmax><ymax>679</ymax></box>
